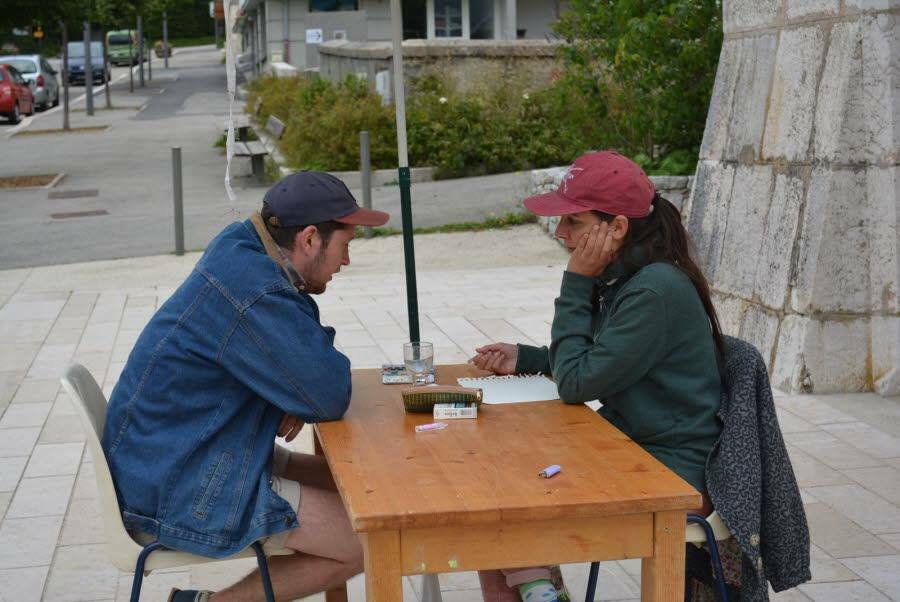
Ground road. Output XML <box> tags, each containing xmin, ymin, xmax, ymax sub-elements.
<box><xmin>0</xmin><ymin>45</ymin><xmax>531</xmax><ymax>269</ymax></box>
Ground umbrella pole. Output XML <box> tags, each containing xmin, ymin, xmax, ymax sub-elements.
<box><xmin>390</xmin><ymin>0</ymin><xmax>420</xmax><ymax>343</ymax></box>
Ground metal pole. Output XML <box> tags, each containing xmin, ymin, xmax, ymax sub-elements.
<box><xmin>128</xmin><ymin>32</ymin><xmax>134</xmax><ymax>93</ymax></box>
<box><xmin>61</xmin><ymin>21</ymin><xmax>70</xmax><ymax>131</ymax></box>
<box><xmin>172</xmin><ymin>147</ymin><xmax>185</xmax><ymax>256</ymax></box>
<box><xmin>214</xmin><ymin>15</ymin><xmax>220</xmax><ymax>49</ymax></box>
<box><xmin>103</xmin><ymin>33</ymin><xmax>111</xmax><ymax>109</ymax></box>
<box><xmin>282</xmin><ymin>0</ymin><xmax>290</xmax><ymax>63</ymax></box>
<box><xmin>163</xmin><ymin>11</ymin><xmax>169</xmax><ymax>68</ymax></box>
<box><xmin>138</xmin><ymin>15</ymin><xmax>144</xmax><ymax>87</ymax></box>
<box><xmin>84</xmin><ymin>21</ymin><xmax>93</xmax><ymax>116</ymax></box>
<box><xmin>148</xmin><ymin>38</ymin><xmax>152</xmax><ymax>81</ymax></box>
<box><xmin>390</xmin><ymin>0</ymin><xmax>420</xmax><ymax>342</ymax></box>
<box><xmin>360</xmin><ymin>131</ymin><xmax>373</xmax><ymax>239</ymax></box>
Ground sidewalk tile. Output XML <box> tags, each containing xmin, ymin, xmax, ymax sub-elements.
<box><xmin>341</xmin><ymin>346</ymin><xmax>388</xmax><ymax>368</ymax></box>
<box><xmin>0</xmin><ymin>343</ymin><xmax>41</xmax><ymax>373</ymax></box>
<box><xmin>0</xmin><ymin>402</ymin><xmax>51</xmax><ymax>428</ymax></box>
<box><xmin>561</xmin><ymin>561</ymin><xmax>640</xmax><ymax>601</ymax></box>
<box><xmin>468</xmin><ymin>318</ymin><xmax>531</xmax><ymax>342</ymax></box>
<box><xmin>6</xmin><ymin>475</ymin><xmax>75</xmax><ymax>518</ymax></box>
<box><xmin>804</xmin><ymin>503</ymin><xmax>896</xmax><ymax>558</ymax></box>
<box><xmin>0</xmin><ymin>299</ymin><xmax>65</xmax><ymax>322</ymax></box>
<box><xmin>820</xmin><ymin>422</ymin><xmax>900</xmax><ymax>460</ymax></box>
<box><xmin>11</xmin><ymin>379</ymin><xmax>60</xmax><ymax>404</ymax></box>
<box><xmin>440</xmin><ymin>591</ymin><xmax>487</xmax><ymax>602</ymax></box>
<box><xmin>777</xmin><ymin>408</ymin><xmax>819</xmax><ymax>433</ymax></box>
<box><xmin>840</xmin><ymin>555</ymin><xmax>900</xmax><ymax>599</ymax></box>
<box><xmin>0</xmin><ymin>427</ymin><xmax>40</xmax><ymax>457</ymax></box>
<box><xmin>770</xmin><ymin>589</ymin><xmax>811</xmax><ymax>601</ymax></box>
<box><xmin>50</xmin><ymin>393</ymin><xmax>76</xmax><ymax>419</ymax></box>
<box><xmin>72</xmin><ymin>462</ymin><xmax>98</xmax><ymax>502</ymax></box>
<box><xmin>436</xmin><ymin>571</ymin><xmax>480</xmax><ymax>590</ymax></box>
<box><xmin>24</xmin><ymin>442</ymin><xmax>84</xmax><ymax>478</ymax></box>
<box><xmin>807</xmin><ymin>484</ymin><xmax>900</xmax><ymax>534</ymax></box>
<box><xmin>26</xmin><ymin>344</ymin><xmax>77</xmax><ymax>380</ymax></box>
<box><xmin>0</xmin><ymin>515</ymin><xmax>64</xmax><ymax>569</ymax></box>
<box><xmin>878</xmin><ymin>533</ymin><xmax>900</xmax><ymax>551</ymax></box>
<box><xmin>0</xmin><ymin>456</ymin><xmax>28</xmax><ymax>491</ymax></box>
<box><xmin>0</xmin><ymin>566</ymin><xmax>50</xmax><ymax>602</ymax></box>
<box><xmin>43</xmin><ymin>543</ymin><xmax>119</xmax><ymax>602</ymax></box>
<box><xmin>39</xmin><ymin>414</ymin><xmax>88</xmax><ymax>445</ymax></box>
<box><xmin>77</xmin><ymin>323</ymin><xmax>119</xmax><ymax>353</ymax></box>
<box><xmin>842</xmin><ymin>466</ymin><xmax>900</xmax><ymax>505</ymax></box>
<box><xmin>336</xmin><ymin>329</ymin><xmax>377</xmax><ymax>348</ymax></box>
<box><xmin>808</xmin><ymin>544</ymin><xmax>860</xmax><ymax>583</ymax></box>
<box><xmin>59</xmin><ymin>293</ymin><xmax>98</xmax><ymax>319</ymax></box>
<box><xmin>115</xmin><ymin>570</ymin><xmax>190</xmax><ymax>602</ymax></box>
<box><xmin>0</xmin><ymin>320</ymin><xmax>54</xmax><ymax>344</ymax></box>
<box><xmin>0</xmin><ymin>371</ymin><xmax>25</xmax><ymax>407</ymax></box>
<box><xmin>0</xmin><ymin>491</ymin><xmax>9</xmax><ymax>520</ymax></box>
<box><xmin>786</xmin><ymin>446</ymin><xmax>852</xmax><ymax>487</ymax></box>
<box><xmin>784</xmin><ymin>432</ymin><xmax>883</xmax><ymax>470</ymax></box>
<box><xmin>799</xmin><ymin>580</ymin><xmax>890</xmax><ymax>601</ymax></box>
<box><xmin>60</xmin><ymin>497</ymin><xmax>104</xmax><ymax>547</ymax></box>
<box><xmin>775</xmin><ymin>396</ymin><xmax>858</xmax><ymax>425</ymax></box>
<box><xmin>189</xmin><ymin>557</ymin><xmax>257</xmax><ymax>591</ymax></box>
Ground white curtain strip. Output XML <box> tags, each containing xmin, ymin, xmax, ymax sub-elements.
<box><xmin>223</xmin><ymin>0</ymin><xmax>237</xmax><ymax>205</ymax></box>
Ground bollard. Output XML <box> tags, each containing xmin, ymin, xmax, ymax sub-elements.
<box><xmin>138</xmin><ymin>15</ymin><xmax>145</xmax><ymax>87</ymax></box>
<box><xmin>172</xmin><ymin>147</ymin><xmax>185</xmax><ymax>256</ymax></box>
<box><xmin>163</xmin><ymin>11</ymin><xmax>169</xmax><ymax>68</ymax></box>
<box><xmin>360</xmin><ymin>131</ymin><xmax>373</xmax><ymax>238</ymax></box>
<box><xmin>84</xmin><ymin>21</ymin><xmax>93</xmax><ymax>116</ymax></box>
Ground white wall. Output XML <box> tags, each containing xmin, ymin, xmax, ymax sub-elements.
<box><xmin>516</xmin><ymin>0</ymin><xmax>559</xmax><ymax>39</ymax></box>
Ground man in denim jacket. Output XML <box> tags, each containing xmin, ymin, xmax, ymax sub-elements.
<box><xmin>102</xmin><ymin>172</ymin><xmax>389</xmax><ymax>602</ymax></box>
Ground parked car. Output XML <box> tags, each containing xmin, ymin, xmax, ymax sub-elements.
<box><xmin>66</xmin><ymin>41</ymin><xmax>109</xmax><ymax>85</ymax></box>
<box><xmin>106</xmin><ymin>30</ymin><xmax>149</xmax><ymax>66</ymax></box>
<box><xmin>0</xmin><ymin>64</ymin><xmax>35</xmax><ymax>123</ymax></box>
<box><xmin>0</xmin><ymin>54</ymin><xmax>59</xmax><ymax>110</ymax></box>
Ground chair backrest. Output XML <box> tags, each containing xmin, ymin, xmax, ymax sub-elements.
<box><xmin>60</xmin><ymin>363</ymin><xmax>143</xmax><ymax>570</ymax></box>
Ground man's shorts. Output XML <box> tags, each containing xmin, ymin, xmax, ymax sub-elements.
<box><xmin>261</xmin><ymin>444</ymin><xmax>301</xmax><ymax>552</ymax></box>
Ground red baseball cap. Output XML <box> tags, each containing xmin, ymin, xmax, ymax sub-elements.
<box><xmin>523</xmin><ymin>151</ymin><xmax>656</xmax><ymax>218</ymax></box>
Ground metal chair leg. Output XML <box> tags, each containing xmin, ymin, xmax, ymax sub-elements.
<box><xmin>584</xmin><ymin>561</ymin><xmax>600</xmax><ymax>602</ymax></box>
<box><xmin>251</xmin><ymin>541</ymin><xmax>276</xmax><ymax>602</ymax></box>
<box><xmin>687</xmin><ymin>514</ymin><xmax>729</xmax><ymax>602</ymax></box>
<box><xmin>131</xmin><ymin>542</ymin><xmax>165</xmax><ymax>602</ymax></box>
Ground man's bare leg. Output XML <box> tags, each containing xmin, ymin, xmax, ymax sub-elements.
<box><xmin>212</xmin><ymin>480</ymin><xmax>361</xmax><ymax>602</ymax></box>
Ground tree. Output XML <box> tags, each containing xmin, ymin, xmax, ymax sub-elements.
<box><xmin>554</xmin><ymin>0</ymin><xmax>723</xmax><ymax>172</ymax></box>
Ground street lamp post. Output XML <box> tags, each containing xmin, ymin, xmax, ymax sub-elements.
<box><xmin>84</xmin><ymin>21</ymin><xmax>93</xmax><ymax>116</ymax></box>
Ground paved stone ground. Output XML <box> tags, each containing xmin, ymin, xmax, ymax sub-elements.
<box><xmin>0</xmin><ymin>225</ymin><xmax>898</xmax><ymax>601</ymax></box>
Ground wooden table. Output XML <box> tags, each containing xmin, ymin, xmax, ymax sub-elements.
<box><xmin>315</xmin><ymin>365</ymin><xmax>701</xmax><ymax>601</ymax></box>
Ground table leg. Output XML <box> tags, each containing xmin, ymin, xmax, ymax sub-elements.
<box><xmin>316</xmin><ymin>430</ymin><xmax>349</xmax><ymax>602</ymax></box>
<box><xmin>362</xmin><ymin>531</ymin><xmax>402</xmax><ymax>602</ymax></box>
<box><xmin>641</xmin><ymin>510</ymin><xmax>686</xmax><ymax>602</ymax></box>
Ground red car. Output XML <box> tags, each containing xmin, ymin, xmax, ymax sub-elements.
<box><xmin>0</xmin><ymin>63</ymin><xmax>35</xmax><ymax>124</ymax></box>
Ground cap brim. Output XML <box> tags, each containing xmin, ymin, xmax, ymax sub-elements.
<box><xmin>522</xmin><ymin>190</ymin><xmax>592</xmax><ymax>216</ymax></box>
<box><xmin>333</xmin><ymin>207</ymin><xmax>390</xmax><ymax>227</ymax></box>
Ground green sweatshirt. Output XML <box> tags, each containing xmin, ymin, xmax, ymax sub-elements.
<box><xmin>515</xmin><ymin>260</ymin><xmax>722</xmax><ymax>492</ymax></box>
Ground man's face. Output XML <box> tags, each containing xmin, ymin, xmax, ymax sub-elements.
<box><xmin>300</xmin><ymin>225</ymin><xmax>355</xmax><ymax>294</ymax></box>
<box><xmin>554</xmin><ymin>211</ymin><xmax>605</xmax><ymax>251</ymax></box>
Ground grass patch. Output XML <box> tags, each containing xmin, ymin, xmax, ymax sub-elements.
<box><xmin>0</xmin><ymin>174</ymin><xmax>58</xmax><ymax>189</ymax></box>
<box><xmin>14</xmin><ymin>125</ymin><xmax>109</xmax><ymax>137</ymax></box>
<box><xmin>169</xmin><ymin>36</ymin><xmax>219</xmax><ymax>48</ymax></box>
<box><xmin>355</xmin><ymin>211</ymin><xmax>537</xmax><ymax>238</ymax></box>
<box><xmin>214</xmin><ymin>130</ymin><xmax>259</xmax><ymax>148</ymax></box>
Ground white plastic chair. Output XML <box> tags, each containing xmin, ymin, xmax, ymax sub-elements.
<box><xmin>61</xmin><ymin>363</ymin><xmax>293</xmax><ymax>602</ymax></box>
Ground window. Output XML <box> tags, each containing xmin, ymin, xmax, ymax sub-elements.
<box><xmin>469</xmin><ymin>0</ymin><xmax>494</xmax><ymax>39</ymax></box>
<box><xmin>6</xmin><ymin>59</ymin><xmax>37</xmax><ymax>74</ymax></box>
<box><xmin>309</xmin><ymin>0</ymin><xmax>358</xmax><ymax>11</ymax></box>
<box><xmin>0</xmin><ymin>70</ymin><xmax>5</xmax><ymax>81</ymax></box>
<box><xmin>433</xmin><ymin>0</ymin><xmax>463</xmax><ymax>37</ymax></box>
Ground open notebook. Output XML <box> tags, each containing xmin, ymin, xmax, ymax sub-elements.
<box><xmin>456</xmin><ymin>374</ymin><xmax>560</xmax><ymax>405</ymax></box>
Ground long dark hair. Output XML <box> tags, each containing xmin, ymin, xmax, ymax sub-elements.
<box><xmin>594</xmin><ymin>193</ymin><xmax>725</xmax><ymax>362</ymax></box>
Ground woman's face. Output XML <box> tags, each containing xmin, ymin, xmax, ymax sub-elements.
<box><xmin>554</xmin><ymin>211</ymin><xmax>606</xmax><ymax>251</ymax></box>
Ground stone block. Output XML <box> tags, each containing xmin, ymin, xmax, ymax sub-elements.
<box><xmin>867</xmin><ymin>166</ymin><xmax>899</xmax><ymax>314</ymax></box>
<box><xmin>871</xmin><ymin>316</ymin><xmax>899</xmax><ymax>395</ymax></box>
<box><xmin>711</xmin><ymin>291</ymin><xmax>746</xmax><ymax>338</ymax></box>
<box><xmin>754</xmin><ymin>171</ymin><xmax>805</xmax><ymax>309</ymax></box>
<box><xmin>685</xmin><ymin>161</ymin><xmax>736</xmax><ymax>283</ymax></box>
<box><xmin>791</xmin><ymin>168</ymin><xmax>871</xmax><ymax>314</ymax></box>
<box><xmin>713</xmin><ymin>165</ymin><xmax>774</xmax><ymax>300</ymax></box>
<box><xmin>701</xmin><ymin>34</ymin><xmax>778</xmax><ymax>162</ymax></box>
<box><xmin>786</xmin><ymin>0</ymin><xmax>840</xmax><ymax>19</ymax></box>
<box><xmin>722</xmin><ymin>0</ymin><xmax>780</xmax><ymax>34</ymax></box>
<box><xmin>771</xmin><ymin>315</ymin><xmax>870</xmax><ymax>393</ymax></box>
<box><xmin>762</xmin><ymin>26</ymin><xmax>826</xmax><ymax>162</ymax></box>
<box><xmin>844</xmin><ymin>0</ymin><xmax>900</xmax><ymax>12</ymax></box>
<box><xmin>738</xmin><ymin>304</ymin><xmax>780</xmax><ymax>368</ymax></box>
<box><xmin>814</xmin><ymin>17</ymin><xmax>896</xmax><ymax>164</ymax></box>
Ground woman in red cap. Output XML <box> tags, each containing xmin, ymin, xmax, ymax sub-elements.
<box><xmin>472</xmin><ymin>151</ymin><xmax>724</xmax><ymax>602</ymax></box>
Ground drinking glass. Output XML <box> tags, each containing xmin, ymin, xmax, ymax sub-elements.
<box><xmin>403</xmin><ymin>342</ymin><xmax>434</xmax><ymax>386</ymax></box>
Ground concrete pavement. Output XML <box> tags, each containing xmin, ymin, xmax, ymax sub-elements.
<box><xmin>0</xmin><ymin>225</ymin><xmax>898</xmax><ymax>601</ymax></box>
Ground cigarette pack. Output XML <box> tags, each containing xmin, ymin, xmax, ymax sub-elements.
<box><xmin>433</xmin><ymin>402</ymin><xmax>478</xmax><ymax>420</ymax></box>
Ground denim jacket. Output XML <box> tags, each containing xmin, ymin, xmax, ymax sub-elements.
<box><xmin>102</xmin><ymin>219</ymin><xmax>352</xmax><ymax>558</ymax></box>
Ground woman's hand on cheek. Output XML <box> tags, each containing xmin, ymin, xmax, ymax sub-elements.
<box><xmin>567</xmin><ymin>222</ymin><xmax>616</xmax><ymax>278</ymax></box>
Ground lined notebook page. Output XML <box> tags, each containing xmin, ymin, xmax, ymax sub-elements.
<box><xmin>456</xmin><ymin>375</ymin><xmax>560</xmax><ymax>405</ymax></box>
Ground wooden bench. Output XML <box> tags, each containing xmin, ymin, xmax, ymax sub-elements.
<box><xmin>233</xmin><ymin>140</ymin><xmax>268</xmax><ymax>181</ymax></box>
<box><xmin>266</xmin><ymin>115</ymin><xmax>286</xmax><ymax>140</ymax></box>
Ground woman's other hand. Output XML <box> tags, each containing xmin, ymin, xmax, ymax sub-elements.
<box><xmin>471</xmin><ymin>343</ymin><xmax>518</xmax><ymax>375</ymax></box>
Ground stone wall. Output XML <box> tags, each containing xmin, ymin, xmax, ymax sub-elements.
<box><xmin>529</xmin><ymin>166</ymin><xmax>694</xmax><ymax>248</ymax></box>
<box><xmin>317</xmin><ymin>39</ymin><xmax>560</xmax><ymax>99</ymax></box>
<box><xmin>685</xmin><ymin>1</ymin><xmax>898</xmax><ymax>395</ymax></box>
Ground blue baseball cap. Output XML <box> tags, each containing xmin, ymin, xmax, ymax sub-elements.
<box><xmin>263</xmin><ymin>171</ymin><xmax>389</xmax><ymax>227</ymax></box>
